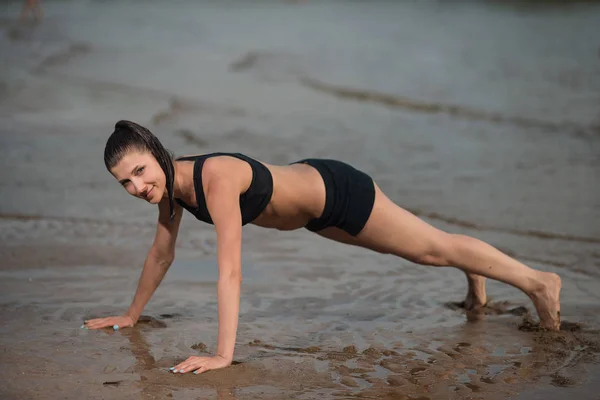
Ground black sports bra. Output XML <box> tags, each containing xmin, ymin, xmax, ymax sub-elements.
<box><xmin>175</xmin><ymin>152</ymin><xmax>273</xmax><ymax>225</ymax></box>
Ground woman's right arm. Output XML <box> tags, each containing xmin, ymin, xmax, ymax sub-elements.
<box><xmin>84</xmin><ymin>199</ymin><xmax>183</xmax><ymax>330</ymax></box>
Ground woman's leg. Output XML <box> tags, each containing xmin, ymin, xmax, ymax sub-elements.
<box><xmin>317</xmin><ymin>227</ymin><xmax>488</xmax><ymax>309</ymax></box>
<box><xmin>318</xmin><ymin>184</ymin><xmax>561</xmax><ymax>330</ymax></box>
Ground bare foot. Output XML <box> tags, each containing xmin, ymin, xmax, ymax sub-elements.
<box><xmin>529</xmin><ymin>272</ymin><xmax>562</xmax><ymax>331</ymax></box>
<box><xmin>463</xmin><ymin>273</ymin><xmax>487</xmax><ymax>310</ymax></box>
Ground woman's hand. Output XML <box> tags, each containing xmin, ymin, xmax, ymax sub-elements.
<box><xmin>170</xmin><ymin>355</ymin><xmax>232</xmax><ymax>375</ymax></box>
<box><xmin>82</xmin><ymin>315</ymin><xmax>135</xmax><ymax>330</ymax></box>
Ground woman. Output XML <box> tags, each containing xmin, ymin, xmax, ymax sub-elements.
<box><xmin>84</xmin><ymin>120</ymin><xmax>561</xmax><ymax>375</ymax></box>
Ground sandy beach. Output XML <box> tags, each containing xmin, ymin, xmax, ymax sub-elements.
<box><xmin>1</xmin><ymin>1</ymin><xmax>599</xmax><ymax>399</ymax></box>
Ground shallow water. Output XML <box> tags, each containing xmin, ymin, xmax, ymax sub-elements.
<box><xmin>1</xmin><ymin>0</ymin><xmax>599</xmax><ymax>398</ymax></box>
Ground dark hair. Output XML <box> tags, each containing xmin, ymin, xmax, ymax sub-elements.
<box><xmin>104</xmin><ymin>120</ymin><xmax>176</xmax><ymax>220</ymax></box>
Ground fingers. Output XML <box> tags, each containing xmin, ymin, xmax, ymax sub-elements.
<box><xmin>82</xmin><ymin>317</ymin><xmax>112</xmax><ymax>330</ymax></box>
<box><xmin>193</xmin><ymin>366</ymin><xmax>209</xmax><ymax>375</ymax></box>
<box><xmin>169</xmin><ymin>355</ymin><xmax>231</xmax><ymax>375</ymax></box>
<box><xmin>171</xmin><ymin>357</ymin><xmax>199</xmax><ymax>373</ymax></box>
<box><xmin>171</xmin><ymin>356</ymin><xmax>209</xmax><ymax>374</ymax></box>
<box><xmin>81</xmin><ymin>317</ymin><xmax>126</xmax><ymax>330</ymax></box>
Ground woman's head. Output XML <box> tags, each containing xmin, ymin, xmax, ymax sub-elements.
<box><xmin>104</xmin><ymin>120</ymin><xmax>176</xmax><ymax>219</ymax></box>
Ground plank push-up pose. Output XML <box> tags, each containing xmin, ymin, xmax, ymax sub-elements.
<box><xmin>84</xmin><ymin>120</ymin><xmax>561</xmax><ymax>375</ymax></box>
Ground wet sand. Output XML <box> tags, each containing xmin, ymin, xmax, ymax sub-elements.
<box><xmin>1</xmin><ymin>0</ymin><xmax>600</xmax><ymax>398</ymax></box>
<box><xmin>1</xmin><ymin>210</ymin><xmax>599</xmax><ymax>399</ymax></box>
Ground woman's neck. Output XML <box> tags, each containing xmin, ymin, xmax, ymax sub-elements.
<box><xmin>171</xmin><ymin>160</ymin><xmax>185</xmax><ymax>199</ymax></box>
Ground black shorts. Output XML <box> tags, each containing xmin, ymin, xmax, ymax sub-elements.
<box><xmin>293</xmin><ymin>159</ymin><xmax>375</xmax><ymax>236</ymax></box>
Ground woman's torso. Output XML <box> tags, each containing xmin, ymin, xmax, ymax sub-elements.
<box><xmin>174</xmin><ymin>153</ymin><xmax>326</xmax><ymax>231</ymax></box>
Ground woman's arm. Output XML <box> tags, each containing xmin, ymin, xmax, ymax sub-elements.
<box><xmin>169</xmin><ymin>157</ymin><xmax>244</xmax><ymax>374</ymax></box>
<box><xmin>84</xmin><ymin>199</ymin><xmax>183</xmax><ymax>330</ymax></box>
<box><xmin>205</xmin><ymin>173</ymin><xmax>243</xmax><ymax>363</ymax></box>
<box><xmin>125</xmin><ymin>199</ymin><xmax>183</xmax><ymax>322</ymax></box>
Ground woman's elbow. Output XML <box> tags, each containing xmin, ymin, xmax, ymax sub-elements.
<box><xmin>219</xmin><ymin>270</ymin><xmax>242</xmax><ymax>283</ymax></box>
<box><xmin>149</xmin><ymin>247</ymin><xmax>175</xmax><ymax>267</ymax></box>
<box><xmin>160</xmin><ymin>255</ymin><xmax>175</xmax><ymax>268</ymax></box>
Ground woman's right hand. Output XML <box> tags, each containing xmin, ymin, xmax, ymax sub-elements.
<box><xmin>82</xmin><ymin>315</ymin><xmax>136</xmax><ymax>330</ymax></box>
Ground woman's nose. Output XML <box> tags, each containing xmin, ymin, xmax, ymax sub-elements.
<box><xmin>132</xmin><ymin>179</ymin><xmax>145</xmax><ymax>195</ymax></box>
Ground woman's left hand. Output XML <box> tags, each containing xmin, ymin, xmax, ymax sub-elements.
<box><xmin>170</xmin><ymin>355</ymin><xmax>232</xmax><ymax>375</ymax></box>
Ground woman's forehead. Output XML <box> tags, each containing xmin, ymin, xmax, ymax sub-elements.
<box><xmin>112</xmin><ymin>150</ymin><xmax>153</xmax><ymax>175</ymax></box>
<box><xmin>122</xmin><ymin>150</ymin><xmax>154</xmax><ymax>163</ymax></box>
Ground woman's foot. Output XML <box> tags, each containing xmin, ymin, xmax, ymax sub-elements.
<box><xmin>463</xmin><ymin>273</ymin><xmax>487</xmax><ymax>310</ymax></box>
<box><xmin>529</xmin><ymin>272</ymin><xmax>562</xmax><ymax>331</ymax></box>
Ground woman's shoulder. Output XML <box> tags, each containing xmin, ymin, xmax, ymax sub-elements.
<box><xmin>175</xmin><ymin>152</ymin><xmax>242</xmax><ymax>161</ymax></box>
<box><xmin>175</xmin><ymin>153</ymin><xmax>203</xmax><ymax>161</ymax></box>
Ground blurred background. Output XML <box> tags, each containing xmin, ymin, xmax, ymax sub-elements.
<box><xmin>1</xmin><ymin>1</ymin><xmax>599</xmax><ymax>399</ymax></box>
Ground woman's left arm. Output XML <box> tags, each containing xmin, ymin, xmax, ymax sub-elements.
<box><xmin>170</xmin><ymin>163</ymin><xmax>243</xmax><ymax>375</ymax></box>
<box><xmin>206</xmin><ymin>174</ymin><xmax>243</xmax><ymax>364</ymax></box>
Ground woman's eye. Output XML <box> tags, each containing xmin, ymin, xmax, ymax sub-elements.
<box><xmin>136</xmin><ymin>167</ymin><xmax>145</xmax><ymax>175</ymax></box>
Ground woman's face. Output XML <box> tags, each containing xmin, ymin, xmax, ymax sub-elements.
<box><xmin>110</xmin><ymin>150</ymin><xmax>166</xmax><ymax>204</ymax></box>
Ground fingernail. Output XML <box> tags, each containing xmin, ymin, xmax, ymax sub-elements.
<box><xmin>80</xmin><ymin>325</ymin><xmax>85</xmax><ymax>329</ymax></box>
<box><xmin>179</xmin><ymin>369</ymin><xmax>184</xmax><ymax>373</ymax></box>
<box><xmin>113</xmin><ymin>325</ymin><xmax>119</xmax><ymax>331</ymax></box>
<box><xmin>169</xmin><ymin>367</ymin><xmax>174</xmax><ymax>371</ymax></box>
<box><xmin>193</xmin><ymin>371</ymin><xmax>198</xmax><ymax>374</ymax></box>
<box><xmin>84</xmin><ymin>327</ymin><xmax>88</xmax><ymax>330</ymax></box>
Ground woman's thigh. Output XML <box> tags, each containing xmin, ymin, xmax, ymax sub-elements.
<box><xmin>318</xmin><ymin>184</ymin><xmax>452</xmax><ymax>263</ymax></box>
